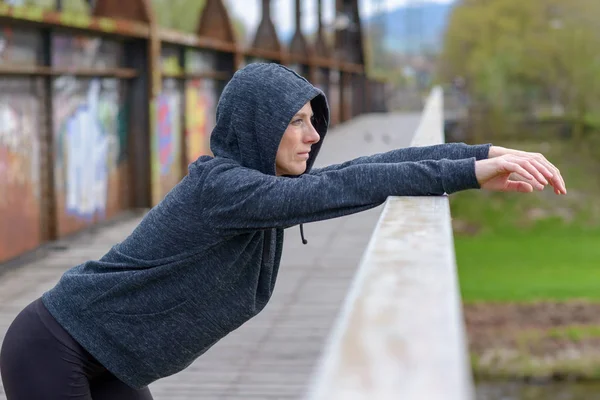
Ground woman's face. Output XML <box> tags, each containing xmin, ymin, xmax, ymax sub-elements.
<box><xmin>275</xmin><ymin>101</ymin><xmax>321</xmax><ymax>176</ymax></box>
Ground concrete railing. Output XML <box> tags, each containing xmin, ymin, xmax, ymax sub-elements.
<box><xmin>305</xmin><ymin>88</ymin><xmax>474</xmax><ymax>400</ymax></box>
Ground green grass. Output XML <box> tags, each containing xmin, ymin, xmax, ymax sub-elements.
<box><xmin>471</xmin><ymin>326</ymin><xmax>600</xmax><ymax>380</ymax></box>
<box><xmin>451</xmin><ymin>139</ymin><xmax>600</xmax><ymax>303</ymax></box>
<box><xmin>455</xmin><ymin>229</ymin><xmax>600</xmax><ymax>302</ymax></box>
<box><xmin>545</xmin><ymin>326</ymin><xmax>600</xmax><ymax>342</ymax></box>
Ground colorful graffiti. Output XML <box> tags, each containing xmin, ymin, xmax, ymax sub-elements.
<box><xmin>63</xmin><ymin>80</ymin><xmax>108</xmax><ymax>219</ymax></box>
<box><xmin>0</xmin><ymin>77</ymin><xmax>42</xmax><ymax>262</ymax></box>
<box><xmin>0</xmin><ymin>30</ymin><xmax>6</xmax><ymax>61</ymax></box>
<box><xmin>51</xmin><ymin>33</ymin><xmax>121</xmax><ymax>69</ymax></box>
<box><xmin>185</xmin><ymin>49</ymin><xmax>216</xmax><ymax>73</ymax></box>
<box><xmin>152</xmin><ymin>78</ymin><xmax>182</xmax><ymax>204</ymax></box>
<box><xmin>0</xmin><ymin>27</ymin><xmax>41</xmax><ymax>65</ymax></box>
<box><xmin>161</xmin><ymin>46</ymin><xmax>182</xmax><ymax>75</ymax></box>
<box><xmin>157</xmin><ymin>94</ymin><xmax>175</xmax><ymax>175</ymax></box>
<box><xmin>0</xmin><ymin>103</ymin><xmax>36</xmax><ymax>188</ymax></box>
<box><xmin>53</xmin><ymin>76</ymin><xmax>128</xmax><ymax>236</ymax></box>
<box><xmin>52</xmin><ymin>33</ymin><xmax>122</xmax><ymax>69</ymax></box>
<box><xmin>185</xmin><ymin>79</ymin><xmax>216</xmax><ymax>163</ymax></box>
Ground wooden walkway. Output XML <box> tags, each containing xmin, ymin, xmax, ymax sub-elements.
<box><xmin>0</xmin><ymin>113</ymin><xmax>418</xmax><ymax>399</ymax></box>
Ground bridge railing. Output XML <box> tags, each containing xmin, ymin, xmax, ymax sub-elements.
<box><xmin>305</xmin><ymin>87</ymin><xmax>475</xmax><ymax>400</ymax></box>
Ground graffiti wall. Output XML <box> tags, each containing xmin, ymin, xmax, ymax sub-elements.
<box><xmin>185</xmin><ymin>78</ymin><xmax>216</xmax><ymax>164</ymax></box>
<box><xmin>0</xmin><ymin>77</ymin><xmax>43</xmax><ymax>262</ymax></box>
<box><xmin>53</xmin><ymin>76</ymin><xmax>129</xmax><ymax>237</ymax></box>
<box><xmin>183</xmin><ymin>49</ymin><xmax>219</xmax><ymax>166</ymax></box>
<box><xmin>0</xmin><ymin>27</ymin><xmax>41</xmax><ymax>65</ymax></box>
<box><xmin>152</xmin><ymin>78</ymin><xmax>183</xmax><ymax>204</ymax></box>
<box><xmin>161</xmin><ymin>46</ymin><xmax>182</xmax><ymax>75</ymax></box>
<box><xmin>51</xmin><ymin>33</ymin><xmax>121</xmax><ymax>69</ymax></box>
<box><xmin>0</xmin><ymin>28</ymin><xmax>44</xmax><ymax>262</ymax></box>
<box><xmin>185</xmin><ymin>49</ymin><xmax>216</xmax><ymax>73</ymax></box>
<box><xmin>51</xmin><ymin>33</ymin><xmax>128</xmax><ymax>237</ymax></box>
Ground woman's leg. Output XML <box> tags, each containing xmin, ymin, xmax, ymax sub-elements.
<box><xmin>90</xmin><ymin>375</ymin><xmax>154</xmax><ymax>400</ymax></box>
<box><xmin>0</xmin><ymin>299</ymin><xmax>97</xmax><ymax>399</ymax></box>
<box><xmin>1</xmin><ymin>298</ymin><xmax>154</xmax><ymax>400</ymax></box>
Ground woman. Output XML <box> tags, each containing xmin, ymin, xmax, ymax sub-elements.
<box><xmin>0</xmin><ymin>63</ymin><xmax>565</xmax><ymax>399</ymax></box>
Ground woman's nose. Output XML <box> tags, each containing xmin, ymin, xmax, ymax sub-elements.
<box><xmin>305</xmin><ymin>125</ymin><xmax>320</xmax><ymax>144</ymax></box>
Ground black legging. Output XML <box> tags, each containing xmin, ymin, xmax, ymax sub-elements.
<box><xmin>0</xmin><ymin>298</ymin><xmax>153</xmax><ymax>400</ymax></box>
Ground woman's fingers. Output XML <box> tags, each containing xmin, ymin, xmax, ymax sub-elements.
<box><xmin>550</xmin><ymin>166</ymin><xmax>566</xmax><ymax>194</ymax></box>
<box><xmin>527</xmin><ymin>153</ymin><xmax>566</xmax><ymax>194</ymax></box>
<box><xmin>502</xmin><ymin>157</ymin><xmax>545</xmax><ymax>190</ymax></box>
<box><xmin>505</xmin><ymin>180</ymin><xmax>534</xmax><ymax>193</ymax></box>
<box><xmin>476</xmin><ymin>148</ymin><xmax>567</xmax><ymax>194</ymax></box>
<box><xmin>529</xmin><ymin>159</ymin><xmax>553</xmax><ymax>182</ymax></box>
<box><xmin>499</xmin><ymin>148</ymin><xmax>567</xmax><ymax>194</ymax></box>
<box><xmin>501</xmin><ymin>160</ymin><xmax>538</xmax><ymax>184</ymax></box>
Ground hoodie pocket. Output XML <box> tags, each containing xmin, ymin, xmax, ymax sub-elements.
<box><xmin>101</xmin><ymin>300</ymin><xmax>226</xmax><ymax>379</ymax></box>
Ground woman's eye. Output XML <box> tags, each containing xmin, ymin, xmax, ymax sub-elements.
<box><xmin>292</xmin><ymin>119</ymin><xmax>303</xmax><ymax>125</ymax></box>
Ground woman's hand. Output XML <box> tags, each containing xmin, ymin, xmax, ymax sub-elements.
<box><xmin>487</xmin><ymin>146</ymin><xmax>566</xmax><ymax>195</ymax></box>
<box><xmin>475</xmin><ymin>153</ymin><xmax>567</xmax><ymax>194</ymax></box>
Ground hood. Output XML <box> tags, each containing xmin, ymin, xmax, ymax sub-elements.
<box><xmin>210</xmin><ymin>63</ymin><xmax>330</xmax><ymax>176</ymax></box>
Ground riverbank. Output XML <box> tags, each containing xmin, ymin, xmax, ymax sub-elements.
<box><xmin>451</xmin><ymin>138</ymin><xmax>600</xmax><ymax>381</ymax></box>
<box><xmin>476</xmin><ymin>379</ymin><xmax>600</xmax><ymax>400</ymax></box>
<box><xmin>466</xmin><ymin>302</ymin><xmax>600</xmax><ymax>381</ymax></box>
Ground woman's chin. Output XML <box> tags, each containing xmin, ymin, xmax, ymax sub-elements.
<box><xmin>277</xmin><ymin>161</ymin><xmax>307</xmax><ymax>176</ymax></box>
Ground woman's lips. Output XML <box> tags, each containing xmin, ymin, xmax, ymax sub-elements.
<box><xmin>298</xmin><ymin>152</ymin><xmax>310</xmax><ymax>159</ymax></box>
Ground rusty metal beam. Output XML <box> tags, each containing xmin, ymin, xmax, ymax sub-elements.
<box><xmin>41</xmin><ymin>28</ymin><xmax>56</xmax><ymax>243</ymax></box>
<box><xmin>159</xmin><ymin>28</ymin><xmax>237</xmax><ymax>53</ymax></box>
<box><xmin>289</xmin><ymin>0</ymin><xmax>310</xmax><ymax>59</ymax></box>
<box><xmin>251</xmin><ymin>0</ymin><xmax>281</xmax><ymax>57</ymax></box>
<box><xmin>92</xmin><ymin>0</ymin><xmax>153</xmax><ymax>24</ymax></box>
<box><xmin>197</xmin><ymin>0</ymin><xmax>236</xmax><ymax>45</ymax></box>
<box><xmin>334</xmin><ymin>0</ymin><xmax>364</xmax><ymax>65</ymax></box>
<box><xmin>352</xmin><ymin>0</ymin><xmax>365</xmax><ymax>66</ymax></box>
<box><xmin>314</xmin><ymin>0</ymin><xmax>330</xmax><ymax>58</ymax></box>
<box><xmin>0</xmin><ymin>65</ymin><xmax>138</xmax><ymax>78</ymax></box>
<box><xmin>0</xmin><ymin>4</ymin><xmax>149</xmax><ymax>38</ymax></box>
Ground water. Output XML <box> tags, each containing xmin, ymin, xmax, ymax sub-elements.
<box><xmin>476</xmin><ymin>381</ymin><xmax>600</xmax><ymax>400</ymax></box>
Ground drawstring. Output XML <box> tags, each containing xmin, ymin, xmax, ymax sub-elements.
<box><xmin>300</xmin><ymin>224</ymin><xmax>308</xmax><ymax>245</ymax></box>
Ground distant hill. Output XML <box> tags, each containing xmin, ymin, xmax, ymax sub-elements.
<box><xmin>367</xmin><ymin>2</ymin><xmax>454</xmax><ymax>54</ymax></box>
<box><xmin>277</xmin><ymin>1</ymin><xmax>454</xmax><ymax>55</ymax></box>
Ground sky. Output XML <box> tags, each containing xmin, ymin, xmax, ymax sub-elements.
<box><xmin>226</xmin><ymin>0</ymin><xmax>454</xmax><ymax>40</ymax></box>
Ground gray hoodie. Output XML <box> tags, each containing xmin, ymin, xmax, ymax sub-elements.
<box><xmin>42</xmin><ymin>63</ymin><xmax>490</xmax><ymax>389</ymax></box>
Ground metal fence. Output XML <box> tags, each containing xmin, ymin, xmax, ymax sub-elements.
<box><xmin>0</xmin><ymin>0</ymin><xmax>388</xmax><ymax>263</ymax></box>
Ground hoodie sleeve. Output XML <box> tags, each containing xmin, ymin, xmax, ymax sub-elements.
<box><xmin>201</xmin><ymin>157</ymin><xmax>481</xmax><ymax>234</ymax></box>
<box><xmin>310</xmin><ymin>143</ymin><xmax>491</xmax><ymax>175</ymax></box>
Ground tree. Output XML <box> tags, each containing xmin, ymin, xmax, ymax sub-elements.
<box><xmin>439</xmin><ymin>0</ymin><xmax>600</xmax><ymax>141</ymax></box>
